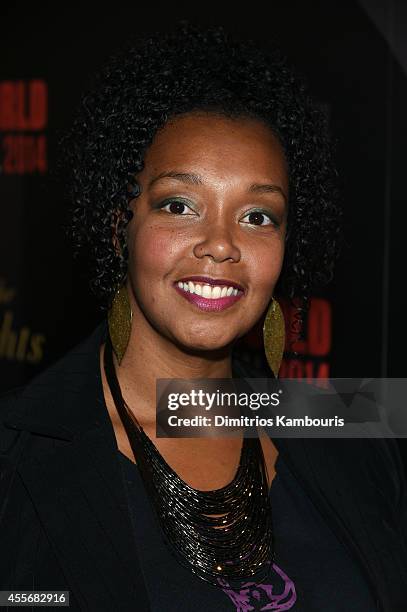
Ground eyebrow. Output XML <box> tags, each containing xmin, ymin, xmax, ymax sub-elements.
<box><xmin>248</xmin><ymin>183</ymin><xmax>287</xmax><ymax>201</ymax></box>
<box><xmin>148</xmin><ymin>171</ymin><xmax>203</xmax><ymax>187</ymax></box>
<box><xmin>148</xmin><ymin>171</ymin><xmax>287</xmax><ymax>202</ymax></box>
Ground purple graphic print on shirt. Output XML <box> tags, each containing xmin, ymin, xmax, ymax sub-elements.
<box><xmin>217</xmin><ymin>562</ymin><xmax>297</xmax><ymax>611</ymax></box>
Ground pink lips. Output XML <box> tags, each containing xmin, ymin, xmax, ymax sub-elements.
<box><xmin>174</xmin><ymin>280</ymin><xmax>244</xmax><ymax>312</ymax></box>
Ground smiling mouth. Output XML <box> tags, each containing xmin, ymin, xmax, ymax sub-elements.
<box><xmin>173</xmin><ymin>278</ymin><xmax>245</xmax><ymax>312</ymax></box>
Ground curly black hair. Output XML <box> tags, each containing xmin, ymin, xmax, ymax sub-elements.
<box><xmin>62</xmin><ymin>22</ymin><xmax>342</xmax><ymax>316</ymax></box>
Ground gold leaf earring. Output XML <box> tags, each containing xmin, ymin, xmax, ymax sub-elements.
<box><xmin>263</xmin><ymin>298</ymin><xmax>285</xmax><ymax>378</ymax></box>
<box><xmin>107</xmin><ymin>285</ymin><xmax>133</xmax><ymax>365</ymax></box>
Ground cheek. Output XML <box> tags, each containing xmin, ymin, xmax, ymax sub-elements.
<box><xmin>129</xmin><ymin>225</ymin><xmax>184</xmax><ymax>281</ymax></box>
<box><xmin>249</xmin><ymin>239</ymin><xmax>285</xmax><ymax>293</ymax></box>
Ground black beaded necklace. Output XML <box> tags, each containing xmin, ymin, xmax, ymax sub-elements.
<box><xmin>104</xmin><ymin>334</ymin><xmax>275</xmax><ymax>587</ymax></box>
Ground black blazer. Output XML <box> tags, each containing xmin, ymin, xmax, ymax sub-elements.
<box><xmin>1</xmin><ymin>322</ymin><xmax>407</xmax><ymax>611</ymax></box>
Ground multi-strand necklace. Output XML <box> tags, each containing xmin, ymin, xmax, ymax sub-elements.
<box><xmin>104</xmin><ymin>335</ymin><xmax>275</xmax><ymax>587</ymax></box>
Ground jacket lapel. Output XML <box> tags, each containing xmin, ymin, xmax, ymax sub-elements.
<box><xmin>276</xmin><ymin>435</ymin><xmax>407</xmax><ymax>611</ymax></box>
<box><xmin>4</xmin><ymin>324</ymin><xmax>150</xmax><ymax>611</ymax></box>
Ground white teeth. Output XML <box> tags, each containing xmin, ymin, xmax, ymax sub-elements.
<box><xmin>202</xmin><ymin>285</ymin><xmax>212</xmax><ymax>298</ymax></box>
<box><xmin>177</xmin><ymin>281</ymin><xmax>242</xmax><ymax>299</ymax></box>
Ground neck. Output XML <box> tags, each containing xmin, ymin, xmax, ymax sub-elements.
<box><xmin>102</xmin><ymin>307</ymin><xmax>234</xmax><ymax>426</ymax></box>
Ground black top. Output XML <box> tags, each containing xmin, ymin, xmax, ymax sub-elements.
<box><xmin>119</xmin><ymin>447</ymin><xmax>376</xmax><ymax>611</ymax></box>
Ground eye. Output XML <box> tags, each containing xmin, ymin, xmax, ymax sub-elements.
<box><xmin>240</xmin><ymin>210</ymin><xmax>277</xmax><ymax>227</ymax></box>
<box><xmin>159</xmin><ymin>198</ymin><xmax>196</xmax><ymax>215</ymax></box>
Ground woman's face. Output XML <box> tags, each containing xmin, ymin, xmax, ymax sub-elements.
<box><xmin>126</xmin><ymin>112</ymin><xmax>288</xmax><ymax>352</ymax></box>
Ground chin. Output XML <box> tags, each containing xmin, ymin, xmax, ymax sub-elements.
<box><xmin>175</xmin><ymin>332</ymin><xmax>234</xmax><ymax>354</ymax></box>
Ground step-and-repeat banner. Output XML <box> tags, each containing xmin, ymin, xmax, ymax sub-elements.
<box><xmin>1</xmin><ymin>2</ymin><xmax>406</xmax><ymax>403</ymax></box>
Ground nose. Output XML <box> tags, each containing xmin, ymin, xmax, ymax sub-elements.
<box><xmin>193</xmin><ymin>225</ymin><xmax>241</xmax><ymax>263</ymax></box>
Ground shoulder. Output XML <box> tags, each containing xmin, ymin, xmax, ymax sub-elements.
<box><xmin>235</xmin><ymin>356</ymin><xmax>406</xmax><ymax>492</ymax></box>
<box><xmin>0</xmin><ymin>321</ymin><xmax>107</xmax><ymax>450</ymax></box>
<box><xmin>232</xmin><ymin>357</ymin><xmax>407</xmax><ymax>520</ymax></box>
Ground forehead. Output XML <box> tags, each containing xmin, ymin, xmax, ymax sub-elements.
<box><xmin>141</xmin><ymin>112</ymin><xmax>288</xmax><ymax>187</ymax></box>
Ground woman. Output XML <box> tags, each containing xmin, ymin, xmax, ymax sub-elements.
<box><xmin>1</xmin><ymin>23</ymin><xmax>406</xmax><ymax>611</ymax></box>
